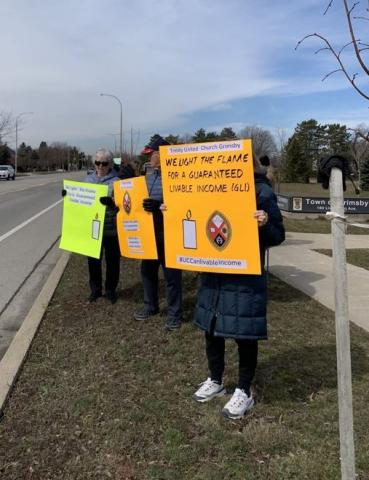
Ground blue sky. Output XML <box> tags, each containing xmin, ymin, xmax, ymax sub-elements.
<box><xmin>1</xmin><ymin>0</ymin><xmax>368</xmax><ymax>154</ymax></box>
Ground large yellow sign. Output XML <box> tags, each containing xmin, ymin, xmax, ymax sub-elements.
<box><xmin>59</xmin><ymin>180</ymin><xmax>108</xmax><ymax>259</ymax></box>
<box><xmin>160</xmin><ymin>139</ymin><xmax>261</xmax><ymax>274</ymax></box>
<box><xmin>114</xmin><ymin>176</ymin><xmax>158</xmax><ymax>259</ymax></box>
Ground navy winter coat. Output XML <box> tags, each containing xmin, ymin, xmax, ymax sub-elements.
<box><xmin>193</xmin><ymin>174</ymin><xmax>285</xmax><ymax>340</ymax></box>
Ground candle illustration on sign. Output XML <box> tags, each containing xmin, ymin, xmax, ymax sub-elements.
<box><xmin>206</xmin><ymin>211</ymin><xmax>231</xmax><ymax>250</ymax></box>
<box><xmin>92</xmin><ymin>213</ymin><xmax>101</xmax><ymax>240</ymax></box>
<box><xmin>182</xmin><ymin>209</ymin><xmax>197</xmax><ymax>249</ymax></box>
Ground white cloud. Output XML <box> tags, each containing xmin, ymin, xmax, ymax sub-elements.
<box><xmin>0</xmin><ymin>0</ymin><xmax>367</xmax><ymax>152</ymax></box>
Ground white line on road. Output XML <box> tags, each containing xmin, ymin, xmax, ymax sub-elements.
<box><xmin>0</xmin><ymin>199</ymin><xmax>63</xmax><ymax>244</ymax></box>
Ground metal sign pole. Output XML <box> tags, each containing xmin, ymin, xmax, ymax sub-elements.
<box><xmin>330</xmin><ymin>167</ymin><xmax>355</xmax><ymax>480</ymax></box>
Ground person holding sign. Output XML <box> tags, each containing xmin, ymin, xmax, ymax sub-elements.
<box><xmin>84</xmin><ymin>148</ymin><xmax>121</xmax><ymax>304</ymax></box>
<box><xmin>133</xmin><ymin>135</ymin><xmax>183</xmax><ymax>331</ymax></box>
<box><xmin>192</xmin><ymin>154</ymin><xmax>285</xmax><ymax>419</ymax></box>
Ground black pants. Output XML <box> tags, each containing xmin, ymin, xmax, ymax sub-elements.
<box><xmin>87</xmin><ymin>235</ymin><xmax>121</xmax><ymax>295</ymax></box>
<box><xmin>141</xmin><ymin>237</ymin><xmax>182</xmax><ymax>320</ymax></box>
<box><xmin>205</xmin><ymin>332</ymin><xmax>258</xmax><ymax>394</ymax></box>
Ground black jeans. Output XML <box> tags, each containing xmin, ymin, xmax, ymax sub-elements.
<box><xmin>205</xmin><ymin>332</ymin><xmax>258</xmax><ymax>395</ymax></box>
<box><xmin>140</xmin><ymin>236</ymin><xmax>182</xmax><ymax>320</ymax></box>
<box><xmin>87</xmin><ymin>235</ymin><xmax>121</xmax><ymax>295</ymax></box>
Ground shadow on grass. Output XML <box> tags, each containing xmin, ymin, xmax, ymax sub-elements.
<box><xmin>256</xmin><ymin>343</ymin><xmax>369</xmax><ymax>404</ymax></box>
<box><xmin>269</xmin><ymin>265</ymin><xmax>326</xmax><ymax>298</ymax></box>
<box><xmin>120</xmin><ymin>281</ymin><xmax>144</xmax><ymax>303</ymax></box>
<box><xmin>268</xmin><ymin>274</ymin><xmax>317</xmax><ymax>303</ymax></box>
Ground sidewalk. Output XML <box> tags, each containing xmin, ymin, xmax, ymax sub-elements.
<box><xmin>269</xmin><ymin>231</ymin><xmax>369</xmax><ymax>333</ymax></box>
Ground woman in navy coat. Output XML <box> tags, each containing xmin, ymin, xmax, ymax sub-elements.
<box><xmin>192</xmin><ymin>155</ymin><xmax>285</xmax><ymax>419</ymax></box>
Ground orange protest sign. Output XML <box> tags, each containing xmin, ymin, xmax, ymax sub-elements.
<box><xmin>160</xmin><ymin>139</ymin><xmax>260</xmax><ymax>274</ymax></box>
<box><xmin>114</xmin><ymin>177</ymin><xmax>158</xmax><ymax>259</ymax></box>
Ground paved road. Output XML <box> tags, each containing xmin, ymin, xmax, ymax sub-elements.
<box><xmin>0</xmin><ymin>172</ymin><xmax>85</xmax><ymax>358</ymax></box>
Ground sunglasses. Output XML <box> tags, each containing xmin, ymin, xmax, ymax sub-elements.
<box><xmin>95</xmin><ymin>161</ymin><xmax>109</xmax><ymax>166</ymax></box>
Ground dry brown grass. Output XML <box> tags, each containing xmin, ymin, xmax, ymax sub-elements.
<box><xmin>1</xmin><ymin>256</ymin><xmax>369</xmax><ymax>479</ymax></box>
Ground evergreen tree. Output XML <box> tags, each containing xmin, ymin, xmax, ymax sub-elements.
<box><xmin>192</xmin><ymin>128</ymin><xmax>207</xmax><ymax>143</ymax></box>
<box><xmin>219</xmin><ymin>127</ymin><xmax>238</xmax><ymax>140</ymax></box>
<box><xmin>293</xmin><ymin>119</ymin><xmax>326</xmax><ymax>176</ymax></box>
<box><xmin>324</xmin><ymin>123</ymin><xmax>351</xmax><ymax>156</ymax></box>
<box><xmin>205</xmin><ymin>131</ymin><xmax>219</xmax><ymax>141</ymax></box>
<box><xmin>164</xmin><ymin>134</ymin><xmax>180</xmax><ymax>144</ymax></box>
<box><xmin>282</xmin><ymin>136</ymin><xmax>310</xmax><ymax>183</ymax></box>
<box><xmin>0</xmin><ymin>143</ymin><xmax>11</xmax><ymax>163</ymax></box>
<box><xmin>360</xmin><ymin>156</ymin><xmax>369</xmax><ymax>190</ymax></box>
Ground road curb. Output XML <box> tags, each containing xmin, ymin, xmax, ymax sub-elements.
<box><xmin>0</xmin><ymin>250</ymin><xmax>70</xmax><ymax>414</ymax></box>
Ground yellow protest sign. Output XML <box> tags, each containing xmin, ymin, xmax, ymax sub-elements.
<box><xmin>114</xmin><ymin>176</ymin><xmax>158</xmax><ymax>259</ymax></box>
<box><xmin>59</xmin><ymin>180</ymin><xmax>108</xmax><ymax>259</ymax></box>
<box><xmin>160</xmin><ymin>139</ymin><xmax>261</xmax><ymax>274</ymax></box>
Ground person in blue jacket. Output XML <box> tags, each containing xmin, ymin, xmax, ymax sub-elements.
<box><xmin>83</xmin><ymin>148</ymin><xmax>124</xmax><ymax>304</ymax></box>
<box><xmin>192</xmin><ymin>153</ymin><xmax>285</xmax><ymax>419</ymax></box>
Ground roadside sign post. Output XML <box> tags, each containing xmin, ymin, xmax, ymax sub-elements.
<box><xmin>330</xmin><ymin>167</ymin><xmax>356</xmax><ymax>480</ymax></box>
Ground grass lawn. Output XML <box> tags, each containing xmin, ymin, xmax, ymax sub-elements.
<box><xmin>316</xmin><ymin>249</ymin><xmax>369</xmax><ymax>271</ymax></box>
<box><xmin>1</xmin><ymin>256</ymin><xmax>369</xmax><ymax>479</ymax></box>
<box><xmin>283</xmin><ymin>216</ymin><xmax>369</xmax><ymax>235</ymax></box>
<box><xmin>278</xmin><ymin>182</ymin><xmax>366</xmax><ymax>197</ymax></box>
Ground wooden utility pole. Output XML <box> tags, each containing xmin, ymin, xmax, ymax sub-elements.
<box><xmin>330</xmin><ymin>167</ymin><xmax>355</xmax><ymax>480</ymax></box>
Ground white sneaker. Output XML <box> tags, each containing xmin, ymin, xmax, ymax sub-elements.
<box><xmin>222</xmin><ymin>388</ymin><xmax>254</xmax><ymax>419</ymax></box>
<box><xmin>192</xmin><ymin>378</ymin><xmax>226</xmax><ymax>403</ymax></box>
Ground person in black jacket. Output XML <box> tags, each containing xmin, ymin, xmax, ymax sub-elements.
<box><xmin>192</xmin><ymin>154</ymin><xmax>285</xmax><ymax>419</ymax></box>
<box><xmin>133</xmin><ymin>135</ymin><xmax>183</xmax><ymax>331</ymax></box>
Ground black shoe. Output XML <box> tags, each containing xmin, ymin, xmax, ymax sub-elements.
<box><xmin>133</xmin><ymin>308</ymin><xmax>159</xmax><ymax>321</ymax></box>
<box><xmin>104</xmin><ymin>291</ymin><xmax>117</xmax><ymax>304</ymax></box>
<box><xmin>88</xmin><ymin>292</ymin><xmax>102</xmax><ymax>303</ymax></box>
<box><xmin>165</xmin><ymin>317</ymin><xmax>182</xmax><ymax>331</ymax></box>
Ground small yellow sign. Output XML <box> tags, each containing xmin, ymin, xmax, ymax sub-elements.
<box><xmin>160</xmin><ymin>139</ymin><xmax>261</xmax><ymax>274</ymax></box>
<box><xmin>114</xmin><ymin>176</ymin><xmax>158</xmax><ymax>259</ymax></box>
<box><xmin>59</xmin><ymin>180</ymin><xmax>108</xmax><ymax>259</ymax></box>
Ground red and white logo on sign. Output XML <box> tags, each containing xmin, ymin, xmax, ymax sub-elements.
<box><xmin>123</xmin><ymin>191</ymin><xmax>131</xmax><ymax>214</ymax></box>
<box><xmin>206</xmin><ymin>211</ymin><xmax>232</xmax><ymax>250</ymax></box>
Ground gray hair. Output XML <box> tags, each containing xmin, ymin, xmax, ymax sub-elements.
<box><xmin>95</xmin><ymin>147</ymin><xmax>113</xmax><ymax>163</ymax></box>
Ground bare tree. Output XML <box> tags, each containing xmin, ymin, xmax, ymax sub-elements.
<box><xmin>238</xmin><ymin>125</ymin><xmax>278</xmax><ymax>165</ymax></box>
<box><xmin>0</xmin><ymin>111</ymin><xmax>13</xmax><ymax>143</ymax></box>
<box><xmin>349</xmin><ymin>124</ymin><xmax>369</xmax><ymax>184</ymax></box>
<box><xmin>274</xmin><ymin>128</ymin><xmax>289</xmax><ymax>192</ymax></box>
<box><xmin>296</xmin><ymin>0</ymin><xmax>369</xmax><ymax>100</ymax></box>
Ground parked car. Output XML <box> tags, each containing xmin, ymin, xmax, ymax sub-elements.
<box><xmin>0</xmin><ymin>165</ymin><xmax>15</xmax><ymax>180</ymax></box>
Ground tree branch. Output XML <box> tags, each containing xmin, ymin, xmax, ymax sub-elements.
<box><xmin>296</xmin><ymin>31</ymin><xmax>369</xmax><ymax>101</ymax></box>
<box><xmin>348</xmin><ymin>127</ymin><xmax>369</xmax><ymax>142</ymax></box>
<box><xmin>344</xmin><ymin>0</ymin><xmax>369</xmax><ymax>76</ymax></box>
<box><xmin>322</xmin><ymin>68</ymin><xmax>343</xmax><ymax>81</ymax></box>
<box><xmin>324</xmin><ymin>0</ymin><xmax>335</xmax><ymax>15</ymax></box>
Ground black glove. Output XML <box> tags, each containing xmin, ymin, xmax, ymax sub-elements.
<box><xmin>61</xmin><ymin>189</ymin><xmax>67</xmax><ymax>197</ymax></box>
<box><xmin>99</xmin><ymin>196</ymin><xmax>115</xmax><ymax>207</ymax></box>
<box><xmin>317</xmin><ymin>155</ymin><xmax>352</xmax><ymax>191</ymax></box>
<box><xmin>143</xmin><ymin>198</ymin><xmax>161</xmax><ymax>212</ymax></box>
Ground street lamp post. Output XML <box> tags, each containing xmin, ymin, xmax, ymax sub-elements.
<box><xmin>15</xmin><ymin>112</ymin><xmax>33</xmax><ymax>174</ymax></box>
<box><xmin>100</xmin><ymin>93</ymin><xmax>123</xmax><ymax>161</ymax></box>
